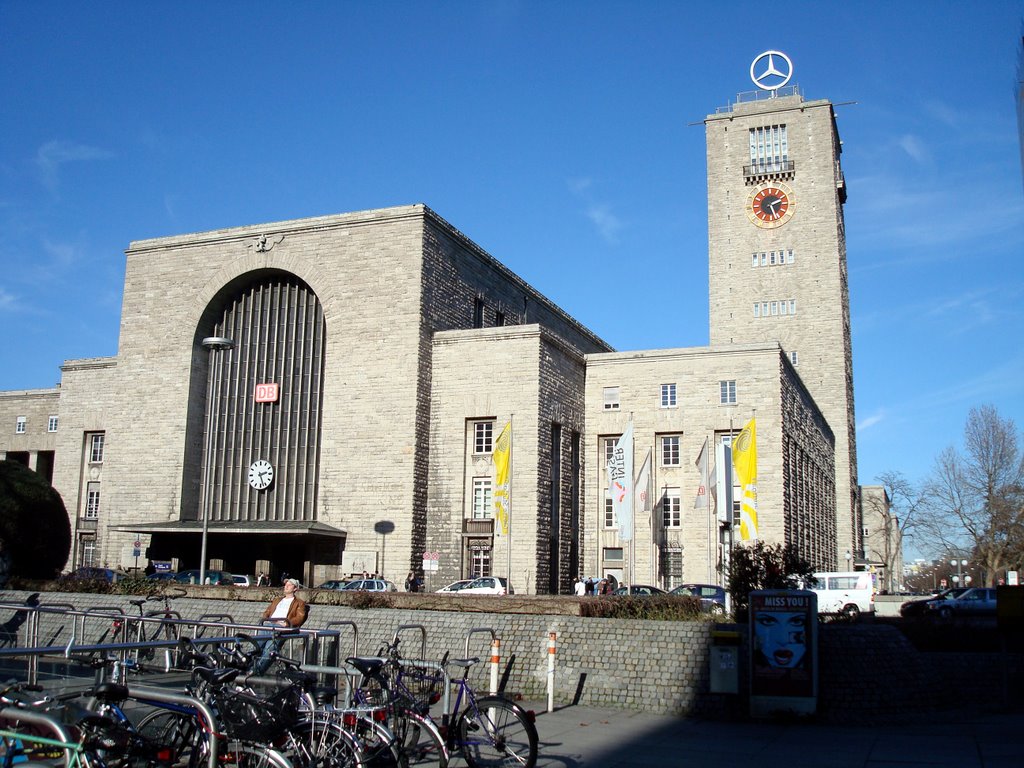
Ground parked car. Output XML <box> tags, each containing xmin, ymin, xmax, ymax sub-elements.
<box><xmin>613</xmin><ymin>584</ymin><xmax>667</xmax><ymax>596</ymax></box>
<box><xmin>318</xmin><ymin>579</ymin><xmax>351</xmax><ymax>590</ymax></box>
<box><xmin>231</xmin><ymin>574</ymin><xmax>256</xmax><ymax>587</ymax></box>
<box><xmin>926</xmin><ymin>587</ymin><xmax>997</xmax><ymax>619</ymax></box>
<box><xmin>173</xmin><ymin>569</ymin><xmax>233</xmax><ymax>585</ymax></box>
<box><xmin>899</xmin><ymin>587</ymin><xmax>969</xmax><ymax>618</ymax></box>
<box><xmin>436</xmin><ymin>579</ymin><xmax>473</xmax><ymax>593</ymax></box>
<box><xmin>341</xmin><ymin>579</ymin><xmax>398</xmax><ymax>592</ymax></box>
<box><xmin>458</xmin><ymin>576</ymin><xmax>513</xmax><ymax>595</ymax></box>
<box><xmin>146</xmin><ymin>571</ymin><xmax>178</xmax><ymax>581</ymax></box>
<box><xmin>670</xmin><ymin>583</ymin><xmax>727</xmax><ymax>613</ymax></box>
<box><xmin>67</xmin><ymin>567</ymin><xmax>126</xmax><ymax>582</ymax></box>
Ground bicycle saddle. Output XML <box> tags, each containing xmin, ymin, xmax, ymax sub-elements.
<box><xmin>346</xmin><ymin>656</ymin><xmax>386</xmax><ymax>676</ymax></box>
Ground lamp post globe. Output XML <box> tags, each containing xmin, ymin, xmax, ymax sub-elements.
<box><xmin>199</xmin><ymin>336</ymin><xmax>234</xmax><ymax>586</ymax></box>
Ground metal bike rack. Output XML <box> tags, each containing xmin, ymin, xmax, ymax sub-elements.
<box><xmin>392</xmin><ymin>623</ymin><xmax>427</xmax><ymax>660</ymax></box>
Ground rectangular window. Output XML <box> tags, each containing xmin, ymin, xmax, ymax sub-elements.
<box><xmin>80</xmin><ymin>538</ymin><xmax>97</xmax><ymax>568</ymax></box>
<box><xmin>15</xmin><ymin>416</ymin><xmax>26</xmax><ymax>434</ymax></box>
<box><xmin>89</xmin><ymin>433</ymin><xmax>105</xmax><ymax>463</ymax></box>
<box><xmin>753</xmin><ymin>303</ymin><xmax>760</xmax><ymax>318</ymax></box>
<box><xmin>780</xmin><ymin>301</ymin><xmax>788</xmax><ymax>316</ymax></box>
<box><xmin>603</xmin><ymin>437</ymin><xmax>617</xmax><ymax>466</ymax></box>
<box><xmin>472</xmin><ymin>477</ymin><xmax>492</xmax><ymax>519</ymax></box>
<box><xmin>752</xmin><ymin>253</ymin><xmax>759</xmax><ymax>268</ymax></box>
<box><xmin>48</xmin><ymin>416</ymin><xmax>58</xmax><ymax>432</ymax></box>
<box><xmin>770</xmin><ymin>301</ymin><xmax>778</xmax><ymax>316</ymax></box>
<box><xmin>473</xmin><ymin>421</ymin><xmax>493</xmax><ymax>454</ymax></box>
<box><xmin>769</xmin><ymin>251</ymin><xmax>777</xmax><ymax>266</ymax></box>
<box><xmin>761</xmin><ymin>302</ymin><xmax>769</xmax><ymax>316</ymax></box>
<box><xmin>85</xmin><ymin>483</ymin><xmax>101</xmax><ymax>519</ymax></box>
<box><xmin>661</xmin><ymin>435</ymin><xmax>681</xmax><ymax>466</ymax></box>
<box><xmin>494</xmin><ymin>311</ymin><xmax>505</xmax><ymax>327</ymax></box>
<box><xmin>790</xmin><ymin>351</ymin><xmax>799</xmax><ymax>366</ymax></box>
<box><xmin>760</xmin><ymin>252</ymin><xmax>767</xmax><ymax>266</ymax></box>
<box><xmin>661</xmin><ymin>488</ymin><xmax>681</xmax><ymax>528</ymax></box>
<box><xmin>472</xmin><ymin>297</ymin><xmax>484</xmax><ymax>328</ymax></box>
<box><xmin>789</xmin><ymin>299</ymin><xmax>797</xmax><ymax>315</ymax></box>
<box><xmin>661</xmin><ymin>548</ymin><xmax>683</xmax><ymax>589</ymax></box>
<box><xmin>660</xmin><ymin>383</ymin><xmax>677</xmax><ymax>408</ymax></box>
<box><xmin>602</xmin><ymin>386</ymin><xmax>620</xmax><ymax>410</ymax></box>
<box><xmin>749</xmin><ymin>125</ymin><xmax>789</xmax><ymax>171</ymax></box>
<box><xmin>720</xmin><ymin>380</ymin><xmax>736</xmax><ymax>404</ymax></box>
<box><xmin>470</xmin><ymin>547</ymin><xmax>491</xmax><ymax>578</ymax></box>
<box><xmin>787</xmin><ymin>249</ymin><xmax>795</xmax><ymax>264</ymax></box>
<box><xmin>603</xmin><ymin>547</ymin><xmax>624</xmax><ymax>563</ymax></box>
<box><xmin>603</xmin><ymin>491</ymin><xmax>616</xmax><ymax>529</ymax></box>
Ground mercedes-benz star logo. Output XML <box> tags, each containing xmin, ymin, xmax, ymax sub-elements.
<box><xmin>750</xmin><ymin>50</ymin><xmax>793</xmax><ymax>91</ymax></box>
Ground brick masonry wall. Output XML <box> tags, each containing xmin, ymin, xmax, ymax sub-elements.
<box><xmin>5</xmin><ymin>590</ymin><xmax>1019</xmax><ymax>723</ymax></box>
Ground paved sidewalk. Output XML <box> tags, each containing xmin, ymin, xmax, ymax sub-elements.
<box><xmin>527</xmin><ymin>703</ymin><xmax>1024</xmax><ymax>768</ymax></box>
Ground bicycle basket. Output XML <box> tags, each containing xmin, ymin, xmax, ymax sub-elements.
<box><xmin>215</xmin><ymin>684</ymin><xmax>303</xmax><ymax>741</ymax></box>
<box><xmin>398</xmin><ymin>665</ymin><xmax>445</xmax><ymax>711</ymax></box>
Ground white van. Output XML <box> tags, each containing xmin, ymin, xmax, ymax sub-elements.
<box><xmin>804</xmin><ymin>571</ymin><xmax>875</xmax><ymax>619</ymax></box>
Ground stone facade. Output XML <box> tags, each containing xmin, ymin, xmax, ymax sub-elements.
<box><xmin>583</xmin><ymin>343</ymin><xmax>835</xmax><ymax>585</ymax></box>
<box><xmin>705</xmin><ymin>92</ymin><xmax>859</xmax><ymax>569</ymax></box>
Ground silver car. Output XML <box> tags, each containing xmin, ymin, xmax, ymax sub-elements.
<box><xmin>341</xmin><ymin>578</ymin><xmax>398</xmax><ymax>592</ymax></box>
<box><xmin>926</xmin><ymin>587</ymin><xmax>997</xmax><ymax>619</ymax></box>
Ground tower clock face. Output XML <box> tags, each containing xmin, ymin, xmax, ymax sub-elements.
<box><xmin>248</xmin><ymin>459</ymin><xmax>274</xmax><ymax>490</ymax></box>
<box><xmin>747</xmin><ymin>182</ymin><xmax>795</xmax><ymax>229</ymax></box>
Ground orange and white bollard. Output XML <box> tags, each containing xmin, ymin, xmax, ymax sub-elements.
<box><xmin>489</xmin><ymin>637</ymin><xmax>501</xmax><ymax>695</ymax></box>
<box><xmin>547</xmin><ymin>631</ymin><xmax>556</xmax><ymax>712</ymax></box>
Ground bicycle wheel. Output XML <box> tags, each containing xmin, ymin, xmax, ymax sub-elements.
<box><xmin>394</xmin><ymin>710</ymin><xmax>447</xmax><ymax>768</ymax></box>
<box><xmin>285</xmin><ymin>719</ymin><xmax>363</xmax><ymax>768</ymax></box>
<box><xmin>137</xmin><ymin>709</ymin><xmax>207</xmax><ymax>768</ymax></box>
<box><xmin>219</xmin><ymin>743</ymin><xmax>292</xmax><ymax>768</ymax></box>
<box><xmin>346</xmin><ymin>713</ymin><xmax>406</xmax><ymax>768</ymax></box>
<box><xmin>453</xmin><ymin>697</ymin><xmax>536</xmax><ymax>768</ymax></box>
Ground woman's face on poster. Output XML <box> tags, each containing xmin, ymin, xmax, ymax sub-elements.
<box><xmin>755</xmin><ymin>610</ymin><xmax>807</xmax><ymax>668</ymax></box>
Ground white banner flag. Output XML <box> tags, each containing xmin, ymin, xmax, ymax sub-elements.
<box><xmin>607</xmin><ymin>422</ymin><xmax>634</xmax><ymax>541</ymax></box>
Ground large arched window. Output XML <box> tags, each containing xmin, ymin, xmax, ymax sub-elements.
<box><xmin>197</xmin><ymin>272</ymin><xmax>326</xmax><ymax>523</ymax></box>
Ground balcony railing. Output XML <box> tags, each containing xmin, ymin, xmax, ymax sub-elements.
<box><xmin>743</xmin><ymin>159</ymin><xmax>796</xmax><ymax>180</ymax></box>
<box><xmin>463</xmin><ymin>518</ymin><xmax>494</xmax><ymax>536</ymax></box>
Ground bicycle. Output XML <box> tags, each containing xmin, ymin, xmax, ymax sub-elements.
<box><xmin>111</xmin><ymin>589</ymin><xmax>188</xmax><ymax>666</ymax></box>
<box><xmin>139</xmin><ymin>637</ymin><xmax>363</xmax><ymax>768</ymax></box>
<box><xmin>350</xmin><ymin>638</ymin><xmax>536</xmax><ymax>768</ymax></box>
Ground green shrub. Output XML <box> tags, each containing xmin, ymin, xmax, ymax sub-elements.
<box><xmin>578</xmin><ymin>595</ymin><xmax>707</xmax><ymax>620</ymax></box>
<box><xmin>726</xmin><ymin>540</ymin><xmax>815</xmax><ymax>621</ymax></box>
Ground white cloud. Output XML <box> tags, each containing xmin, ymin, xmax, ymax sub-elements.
<box><xmin>856</xmin><ymin>411</ymin><xmax>884</xmax><ymax>432</ymax></box>
<box><xmin>0</xmin><ymin>287</ymin><xmax>18</xmax><ymax>312</ymax></box>
<box><xmin>585</xmin><ymin>204</ymin><xmax>623</xmax><ymax>244</ymax></box>
<box><xmin>35</xmin><ymin>140</ymin><xmax>113</xmax><ymax>192</ymax></box>
<box><xmin>567</xmin><ymin>177</ymin><xmax>624</xmax><ymax>245</ymax></box>
<box><xmin>896</xmin><ymin>134</ymin><xmax>929</xmax><ymax>165</ymax></box>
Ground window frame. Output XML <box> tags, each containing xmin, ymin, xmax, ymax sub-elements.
<box><xmin>660</xmin><ymin>435</ymin><xmax>681</xmax><ymax>467</ymax></box>
<box><xmin>471</xmin><ymin>476</ymin><xmax>493</xmax><ymax>520</ymax></box>
<box><xmin>472</xmin><ymin>421</ymin><xmax>494</xmax><ymax>455</ymax></box>
<box><xmin>660</xmin><ymin>383</ymin><xmax>677</xmax><ymax>408</ymax></box>
<box><xmin>89</xmin><ymin>433</ymin><xmax>105</xmax><ymax>463</ymax></box>
<box><xmin>15</xmin><ymin>416</ymin><xmax>26</xmax><ymax>434</ymax></box>
<box><xmin>48</xmin><ymin>415</ymin><xmax>58</xmax><ymax>433</ymax></box>
<box><xmin>602</xmin><ymin>386</ymin><xmax>620</xmax><ymax>411</ymax></box>
<box><xmin>719</xmin><ymin>380</ymin><xmax>737</xmax><ymax>405</ymax></box>
<box><xmin>661</xmin><ymin>488</ymin><xmax>681</xmax><ymax>528</ymax></box>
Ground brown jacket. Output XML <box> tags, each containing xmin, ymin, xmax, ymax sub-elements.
<box><xmin>262</xmin><ymin>595</ymin><xmax>308</xmax><ymax>628</ymax></box>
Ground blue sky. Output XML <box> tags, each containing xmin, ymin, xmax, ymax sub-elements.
<box><xmin>2</xmin><ymin>1</ymin><xmax>1022</xmax><ymax>503</ymax></box>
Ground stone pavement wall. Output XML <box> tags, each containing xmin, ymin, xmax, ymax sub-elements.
<box><xmin>3</xmin><ymin>590</ymin><xmax>1020</xmax><ymax>723</ymax></box>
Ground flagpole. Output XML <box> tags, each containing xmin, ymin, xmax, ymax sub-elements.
<box><xmin>507</xmin><ymin>413</ymin><xmax>513</xmax><ymax>591</ymax></box>
<box><xmin>706</xmin><ymin>431</ymin><xmax>713</xmax><ymax>585</ymax></box>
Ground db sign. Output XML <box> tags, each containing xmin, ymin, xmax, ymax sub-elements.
<box><xmin>254</xmin><ymin>383</ymin><xmax>279</xmax><ymax>403</ymax></box>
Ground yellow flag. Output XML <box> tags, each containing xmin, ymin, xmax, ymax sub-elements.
<box><xmin>732</xmin><ymin>418</ymin><xmax>759</xmax><ymax>541</ymax></box>
<box><xmin>493</xmin><ymin>421</ymin><xmax>511</xmax><ymax>535</ymax></box>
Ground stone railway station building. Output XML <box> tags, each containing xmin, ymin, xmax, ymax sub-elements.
<box><xmin>0</xmin><ymin>73</ymin><xmax>867</xmax><ymax>593</ymax></box>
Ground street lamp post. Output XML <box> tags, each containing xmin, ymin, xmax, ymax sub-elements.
<box><xmin>199</xmin><ymin>336</ymin><xmax>234</xmax><ymax>586</ymax></box>
<box><xmin>950</xmin><ymin>558</ymin><xmax>968</xmax><ymax>590</ymax></box>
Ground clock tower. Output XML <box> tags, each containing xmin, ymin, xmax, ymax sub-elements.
<box><xmin>704</xmin><ymin>52</ymin><xmax>860</xmax><ymax>568</ymax></box>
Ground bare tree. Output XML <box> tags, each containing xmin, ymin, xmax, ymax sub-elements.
<box><xmin>922</xmin><ymin>406</ymin><xmax>1024</xmax><ymax>586</ymax></box>
<box><xmin>865</xmin><ymin>470</ymin><xmax>924</xmax><ymax>592</ymax></box>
